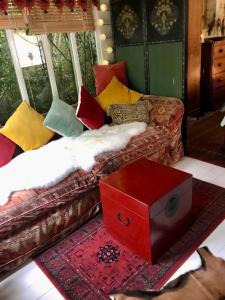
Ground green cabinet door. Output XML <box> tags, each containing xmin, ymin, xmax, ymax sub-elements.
<box><xmin>116</xmin><ymin>45</ymin><xmax>146</xmax><ymax>93</ymax></box>
<box><xmin>149</xmin><ymin>42</ymin><xmax>183</xmax><ymax>98</ymax></box>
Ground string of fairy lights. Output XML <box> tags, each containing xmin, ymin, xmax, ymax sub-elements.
<box><xmin>95</xmin><ymin>2</ymin><xmax>113</xmax><ymax>65</ymax></box>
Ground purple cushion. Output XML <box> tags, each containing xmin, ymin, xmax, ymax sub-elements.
<box><xmin>0</xmin><ymin>133</ymin><xmax>16</xmax><ymax>167</ymax></box>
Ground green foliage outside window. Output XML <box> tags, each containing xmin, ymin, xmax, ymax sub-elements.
<box><xmin>23</xmin><ymin>63</ymin><xmax>52</xmax><ymax>114</ymax></box>
<box><xmin>19</xmin><ymin>33</ymin><xmax>52</xmax><ymax>114</ymax></box>
<box><xmin>0</xmin><ymin>30</ymin><xmax>97</xmax><ymax>125</ymax></box>
<box><xmin>76</xmin><ymin>31</ymin><xmax>97</xmax><ymax>96</ymax></box>
<box><xmin>0</xmin><ymin>30</ymin><xmax>21</xmax><ymax>125</ymax></box>
<box><xmin>48</xmin><ymin>33</ymin><xmax>77</xmax><ymax>105</ymax></box>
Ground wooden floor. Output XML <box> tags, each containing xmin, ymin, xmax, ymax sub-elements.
<box><xmin>187</xmin><ymin>111</ymin><xmax>224</xmax><ymax>144</ymax></box>
<box><xmin>0</xmin><ymin>157</ymin><xmax>225</xmax><ymax>300</ymax></box>
<box><xmin>187</xmin><ymin>111</ymin><xmax>225</xmax><ymax>167</ymax></box>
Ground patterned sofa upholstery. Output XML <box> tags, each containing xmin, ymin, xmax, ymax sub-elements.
<box><xmin>0</xmin><ymin>95</ymin><xmax>184</xmax><ymax>276</ymax></box>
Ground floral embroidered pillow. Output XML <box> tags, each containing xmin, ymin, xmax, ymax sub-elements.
<box><xmin>109</xmin><ymin>100</ymin><xmax>152</xmax><ymax>125</ymax></box>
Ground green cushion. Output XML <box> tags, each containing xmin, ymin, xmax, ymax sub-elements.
<box><xmin>44</xmin><ymin>97</ymin><xmax>83</xmax><ymax>137</ymax></box>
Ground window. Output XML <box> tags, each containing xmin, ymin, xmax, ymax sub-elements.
<box><xmin>0</xmin><ymin>30</ymin><xmax>21</xmax><ymax>125</ymax></box>
<box><xmin>13</xmin><ymin>31</ymin><xmax>52</xmax><ymax>114</ymax></box>
<box><xmin>76</xmin><ymin>32</ymin><xmax>97</xmax><ymax>96</ymax></box>
<box><xmin>48</xmin><ymin>33</ymin><xmax>77</xmax><ymax>105</ymax></box>
<box><xmin>0</xmin><ymin>0</ymin><xmax>99</xmax><ymax>125</ymax></box>
<box><xmin>0</xmin><ymin>29</ymin><xmax>97</xmax><ymax>124</ymax></box>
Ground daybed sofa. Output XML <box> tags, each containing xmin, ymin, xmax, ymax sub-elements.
<box><xmin>0</xmin><ymin>95</ymin><xmax>184</xmax><ymax>276</ymax></box>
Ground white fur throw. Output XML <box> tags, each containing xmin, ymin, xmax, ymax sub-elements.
<box><xmin>0</xmin><ymin>122</ymin><xmax>147</xmax><ymax>206</ymax></box>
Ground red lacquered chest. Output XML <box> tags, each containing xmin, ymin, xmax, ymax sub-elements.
<box><xmin>99</xmin><ymin>158</ymin><xmax>193</xmax><ymax>263</ymax></box>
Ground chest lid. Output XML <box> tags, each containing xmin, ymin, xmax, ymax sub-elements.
<box><xmin>100</xmin><ymin>158</ymin><xmax>192</xmax><ymax>207</ymax></box>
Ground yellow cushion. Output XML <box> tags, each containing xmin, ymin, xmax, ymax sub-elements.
<box><xmin>0</xmin><ymin>101</ymin><xmax>54</xmax><ymax>151</ymax></box>
<box><xmin>97</xmin><ymin>76</ymin><xmax>143</xmax><ymax>113</ymax></box>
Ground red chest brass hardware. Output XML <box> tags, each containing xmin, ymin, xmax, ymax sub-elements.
<box><xmin>165</xmin><ymin>195</ymin><xmax>179</xmax><ymax>218</ymax></box>
<box><xmin>116</xmin><ymin>212</ymin><xmax>130</xmax><ymax>226</ymax></box>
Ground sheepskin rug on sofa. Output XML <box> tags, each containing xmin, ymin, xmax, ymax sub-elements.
<box><xmin>0</xmin><ymin>122</ymin><xmax>146</xmax><ymax>205</ymax></box>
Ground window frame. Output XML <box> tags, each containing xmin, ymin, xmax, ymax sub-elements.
<box><xmin>5</xmin><ymin>29</ymin><xmax>29</xmax><ymax>102</ymax></box>
<box><xmin>5</xmin><ymin>29</ymin><xmax>83</xmax><ymax>106</ymax></box>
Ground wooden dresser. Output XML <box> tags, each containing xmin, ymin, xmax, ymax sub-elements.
<box><xmin>201</xmin><ymin>39</ymin><xmax>225</xmax><ymax>112</ymax></box>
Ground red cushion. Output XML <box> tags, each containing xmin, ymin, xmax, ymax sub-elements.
<box><xmin>94</xmin><ymin>61</ymin><xmax>128</xmax><ymax>95</ymax></box>
<box><xmin>76</xmin><ymin>86</ymin><xmax>106</xmax><ymax>129</ymax></box>
<box><xmin>0</xmin><ymin>133</ymin><xmax>16</xmax><ymax>167</ymax></box>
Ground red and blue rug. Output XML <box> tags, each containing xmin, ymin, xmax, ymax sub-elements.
<box><xmin>35</xmin><ymin>179</ymin><xmax>225</xmax><ymax>299</ymax></box>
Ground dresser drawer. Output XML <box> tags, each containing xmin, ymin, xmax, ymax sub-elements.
<box><xmin>213</xmin><ymin>59</ymin><xmax>225</xmax><ymax>74</ymax></box>
<box><xmin>213</xmin><ymin>44</ymin><xmax>225</xmax><ymax>59</ymax></box>
<box><xmin>212</xmin><ymin>73</ymin><xmax>225</xmax><ymax>89</ymax></box>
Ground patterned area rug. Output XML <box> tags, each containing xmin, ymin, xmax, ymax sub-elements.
<box><xmin>35</xmin><ymin>179</ymin><xmax>225</xmax><ymax>300</ymax></box>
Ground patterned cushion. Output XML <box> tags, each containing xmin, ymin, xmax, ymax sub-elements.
<box><xmin>109</xmin><ymin>100</ymin><xmax>151</xmax><ymax>125</ymax></box>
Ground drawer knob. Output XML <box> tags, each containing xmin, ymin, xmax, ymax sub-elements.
<box><xmin>218</xmin><ymin>63</ymin><xmax>222</xmax><ymax>67</ymax></box>
<box><xmin>165</xmin><ymin>195</ymin><xmax>179</xmax><ymax>218</ymax></box>
<box><xmin>219</xmin><ymin>48</ymin><xmax>223</xmax><ymax>53</ymax></box>
<box><xmin>116</xmin><ymin>212</ymin><xmax>130</xmax><ymax>226</ymax></box>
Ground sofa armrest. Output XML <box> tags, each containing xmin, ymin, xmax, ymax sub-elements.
<box><xmin>141</xmin><ymin>95</ymin><xmax>184</xmax><ymax>129</ymax></box>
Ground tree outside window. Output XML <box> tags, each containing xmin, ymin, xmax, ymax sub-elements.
<box><xmin>48</xmin><ymin>33</ymin><xmax>78</xmax><ymax>105</ymax></box>
<box><xmin>0</xmin><ymin>30</ymin><xmax>97</xmax><ymax>124</ymax></box>
<box><xmin>0</xmin><ymin>30</ymin><xmax>21</xmax><ymax>125</ymax></box>
<box><xmin>76</xmin><ymin>31</ymin><xmax>97</xmax><ymax>96</ymax></box>
<box><xmin>14</xmin><ymin>31</ymin><xmax>52</xmax><ymax>114</ymax></box>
